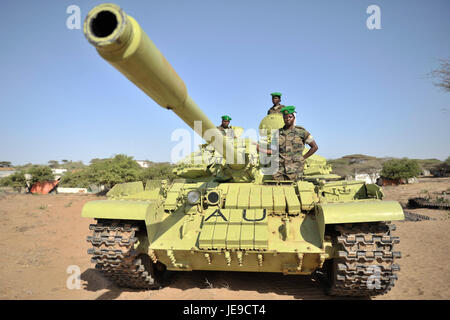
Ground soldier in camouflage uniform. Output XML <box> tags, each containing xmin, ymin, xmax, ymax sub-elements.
<box><xmin>258</xmin><ymin>106</ymin><xmax>319</xmax><ymax>181</ymax></box>
<box><xmin>267</xmin><ymin>92</ymin><xmax>285</xmax><ymax>115</ymax></box>
<box><xmin>217</xmin><ymin>115</ymin><xmax>236</xmax><ymax>138</ymax></box>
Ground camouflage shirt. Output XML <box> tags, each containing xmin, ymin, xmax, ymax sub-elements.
<box><xmin>217</xmin><ymin>125</ymin><xmax>236</xmax><ymax>138</ymax></box>
<box><xmin>273</xmin><ymin>125</ymin><xmax>313</xmax><ymax>181</ymax></box>
<box><xmin>267</xmin><ymin>104</ymin><xmax>285</xmax><ymax>115</ymax></box>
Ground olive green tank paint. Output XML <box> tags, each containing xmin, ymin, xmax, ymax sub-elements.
<box><xmin>106</xmin><ymin>181</ymin><xmax>145</xmax><ymax>198</ymax></box>
<box><xmin>318</xmin><ymin>201</ymin><xmax>404</xmax><ymax>224</ymax></box>
<box><xmin>82</xmin><ymin>200</ymin><xmax>156</xmax><ymax>221</ymax></box>
<box><xmin>82</xmin><ymin>179</ymin><xmax>401</xmax><ymax>273</ymax></box>
<box><xmin>81</xmin><ymin>3</ymin><xmax>404</xmax><ymax>290</ymax></box>
<box><xmin>258</xmin><ymin>113</ymin><xmax>284</xmax><ymax>136</ymax></box>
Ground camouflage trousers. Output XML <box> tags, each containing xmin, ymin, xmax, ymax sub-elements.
<box><xmin>272</xmin><ymin>163</ymin><xmax>304</xmax><ymax>181</ymax></box>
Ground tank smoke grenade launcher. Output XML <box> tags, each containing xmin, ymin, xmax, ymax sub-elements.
<box><xmin>82</xmin><ymin>3</ymin><xmax>404</xmax><ymax>296</ymax></box>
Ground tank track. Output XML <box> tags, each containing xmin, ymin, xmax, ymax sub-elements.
<box><xmin>403</xmin><ymin>211</ymin><xmax>434</xmax><ymax>221</ymax></box>
<box><xmin>327</xmin><ymin>222</ymin><xmax>401</xmax><ymax>297</ymax></box>
<box><xmin>408</xmin><ymin>197</ymin><xmax>450</xmax><ymax>210</ymax></box>
<box><xmin>86</xmin><ymin>220</ymin><xmax>159</xmax><ymax>289</ymax></box>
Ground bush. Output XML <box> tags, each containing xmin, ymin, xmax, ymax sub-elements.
<box><xmin>381</xmin><ymin>158</ymin><xmax>422</xmax><ymax>180</ymax></box>
<box><xmin>27</xmin><ymin>166</ymin><xmax>55</xmax><ymax>184</ymax></box>
<box><xmin>2</xmin><ymin>155</ymin><xmax>178</xmax><ymax>190</ymax></box>
<box><xmin>140</xmin><ymin>164</ymin><xmax>177</xmax><ymax>182</ymax></box>
<box><xmin>87</xmin><ymin>154</ymin><xmax>142</xmax><ymax>189</ymax></box>
<box><xmin>430</xmin><ymin>156</ymin><xmax>450</xmax><ymax>177</ymax></box>
<box><xmin>59</xmin><ymin>170</ymin><xmax>91</xmax><ymax>188</ymax></box>
<box><xmin>0</xmin><ymin>166</ymin><xmax>54</xmax><ymax>191</ymax></box>
<box><xmin>60</xmin><ymin>157</ymin><xmax>177</xmax><ymax>188</ymax></box>
<box><xmin>416</xmin><ymin>158</ymin><xmax>442</xmax><ymax>171</ymax></box>
<box><xmin>0</xmin><ymin>171</ymin><xmax>27</xmax><ymax>191</ymax></box>
<box><xmin>60</xmin><ymin>161</ymin><xmax>86</xmax><ymax>170</ymax></box>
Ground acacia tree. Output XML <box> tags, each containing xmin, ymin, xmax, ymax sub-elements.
<box><xmin>59</xmin><ymin>170</ymin><xmax>90</xmax><ymax>188</ymax></box>
<box><xmin>88</xmin><ymin>154</ymin><xmax>142</xmax><ymax>189</ymax></box>
<box><xmin>0</xmin><ymin>161</ymin><xmax>12</xmax><ymax>168</ymax></box>
<box><xmin>381</xmin><ymin>159</ymin><xmax>422</xmax><ymax>180</ymax></box>
<box><xmin>27</xmin><ymin>166</ymin><xmax>55</xmax><ymax>184</ymax></box>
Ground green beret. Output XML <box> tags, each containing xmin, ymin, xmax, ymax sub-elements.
<box><xmin>281</xmin><ymin>106</ymin><xmax>296</xmax><ymax>115</ymax></box>
<box><xmin>221</xmin><ymin>115</ymin><xmax>232</xmax><ymax>121</ymax></box>
<box><xmin>270</xmin><ymin>92</ymin><xmax>282</xmax><ymax>97</ymax></box>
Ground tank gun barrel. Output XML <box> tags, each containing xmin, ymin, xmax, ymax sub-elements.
<box><xmin>83</xmin><ymin>3</ymin><xmax>238</xmax><ymax>163</ymax></box>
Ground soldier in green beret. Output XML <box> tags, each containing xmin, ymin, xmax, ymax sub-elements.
<box><xmin>217</xmin><ymin>115</ymin><xmax>236</xmax><ymax>138</ymax></box>
<box><xmin>267</xmin><ymin>92</ymin><xmax>285</xmax><ymax>115</ymax></box>
<box><xmin>258</xmin><ymin>106</ymin><xmax>319</xmax><ymax>181</ymax></box>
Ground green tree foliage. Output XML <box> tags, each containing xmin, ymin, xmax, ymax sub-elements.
<box><xmin>381</xmin><ymin>158</ymin><xmax>422</xmax><ymax>180</ymax></box>
<box><xmin>430</xmin><ymin>156</ymin><xmax>450</xmax><ymax>176</ymax></box>
<box><xmin>59</xmin><ymin>170</ymin><xmax>91</xmax><ymax>188</ymax></box>
<box><xmin>2</xmin><ymin>155</ymin><xmax>177</xmax><ymax>190</ymax></box>
<box><xmin>48</xmin><ymin>160</ymin><xmax>59</xmax><ymax>168</ymax></box>
<box><xmin>0</xmin><ymin>171</ymin><xmax>27</xmax><ymax>190</ymax></box>
<box><xmin>27</xmin><ymin>166</ymin><xmax>55</xmax><ymax>184</ymax></box>
<box><xmin>416</xmin><ymin>158</ymin><xmax>443</xmax><ymax>171</ymax></box>
<box><xmin>140</xmin><ymin>164</ymin><xmax>177</xmax><ymax>182</ymax></box>
<box><xmin>59</xmin><ymin>159</ymin><xmax>177</xmax><ymax>188</ymax></box>
<box><xmin>0</xmin><ymin>166</ymin><xmax>55</xmax><ymax>190</ymax></box>
<box><xmin>90</xmin><ymin>158</ymin><xmax>106</xmax><ymax>164</ymax></box>
<box><xmin>14</xmin><ymin>163</ymin><xmax>33</xmax><ymax>171</ymax></box>
<box><xmin>86</xmin><ymin>154</ymin><xmax>142</xmax><ymax>189</ymax></box>
<box><xmin>59</xmin><ymin>160</ymin><xmax>86</xmax><ymax>170</ymax></box>
<box><xmin>0</xmin><ymin>161</ymin><xmax>12</xmax><ymax>168</ymax></box>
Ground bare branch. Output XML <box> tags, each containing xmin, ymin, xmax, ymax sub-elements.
<box><xmin>429</xmin><ymin>59</ymin><xmax>450</xmax><ymax>92</ymax></box>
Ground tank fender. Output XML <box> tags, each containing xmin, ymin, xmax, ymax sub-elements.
<box><xmin>82</xmin><ymin>200</ymin><xmax>158</xmax><ymax>223</ymax></box>
<box><xmin>315</xmin><ymin>200</ymin><xmax>404</xmax><ymax>240</ymax></box>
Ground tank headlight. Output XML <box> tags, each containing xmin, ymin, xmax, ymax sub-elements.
<box><xmin>206</xmin><ymin>191</ymin><xmax>220</xmax><ymax>205</ymax></box>
<box><xmin>187</xmin><ymin>190</ymin><xmax>201</xmax><ymax>205</ymax></box>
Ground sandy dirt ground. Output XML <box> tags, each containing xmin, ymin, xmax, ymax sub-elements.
<box><xmin>0</xmin><ymin>177</ymin><xmax>449</xmax><ymax>300</ymax></box>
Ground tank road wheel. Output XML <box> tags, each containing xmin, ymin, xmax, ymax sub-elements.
<box><xmin>325</xmin><ymin>222</ymin><xmax>401</xmax><ymax>297</ymax></box>
<box><xmin>87</xmin><ymin>220</ymin><xmax>165</xmax><ymax>289</ymax></box>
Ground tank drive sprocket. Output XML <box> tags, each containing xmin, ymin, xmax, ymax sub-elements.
<box><xmin>87</xmin><ymin>220</ymin><xmax>161</xmax><ymax>289</ymax></box>
<box><xmin>326</xmin><ymin>222</ymin><xmax>401</xmax><ymax>297</ymax></box>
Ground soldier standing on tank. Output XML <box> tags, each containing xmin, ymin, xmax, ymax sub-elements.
<box><xmin>217</xmin><ymin>115</ymin><xmax>236</xmax><ymax>138</ymax></box>
<box><xmin>257</xmin><ymin>106</ymin><xmax>318</xmax><ymax>181</ymax></box>
<box><xmin>267</xmin><ymin>92</ymin><xmax>285</xmax><ymax>115</ymax></box>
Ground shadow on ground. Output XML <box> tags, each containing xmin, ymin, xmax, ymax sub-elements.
<box><xmin>81</xmin><ymin>268</ymin><xmax>148</xmax><ymax>300</ymax></box>
<box><xmin>81</xmin><ymin>268</ymin><xmax>365</xmax><ymax>300</ymax></box>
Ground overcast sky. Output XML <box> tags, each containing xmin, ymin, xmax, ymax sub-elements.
<box><xmin>0</xmin><ymin>0</ymin><xmax>449</xmax><ymax>165</ymax></box>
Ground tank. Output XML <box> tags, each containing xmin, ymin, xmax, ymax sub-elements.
<box><xmin>81</xmin><ymin>3</ymin><xmax>404</xmax><ymax>297</ymax></box>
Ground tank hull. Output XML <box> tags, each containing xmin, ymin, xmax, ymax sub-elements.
<box><xmin>83</xmin><ymin>180</ymin><xmax>403</xmax><ymax>275</ymax></box>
